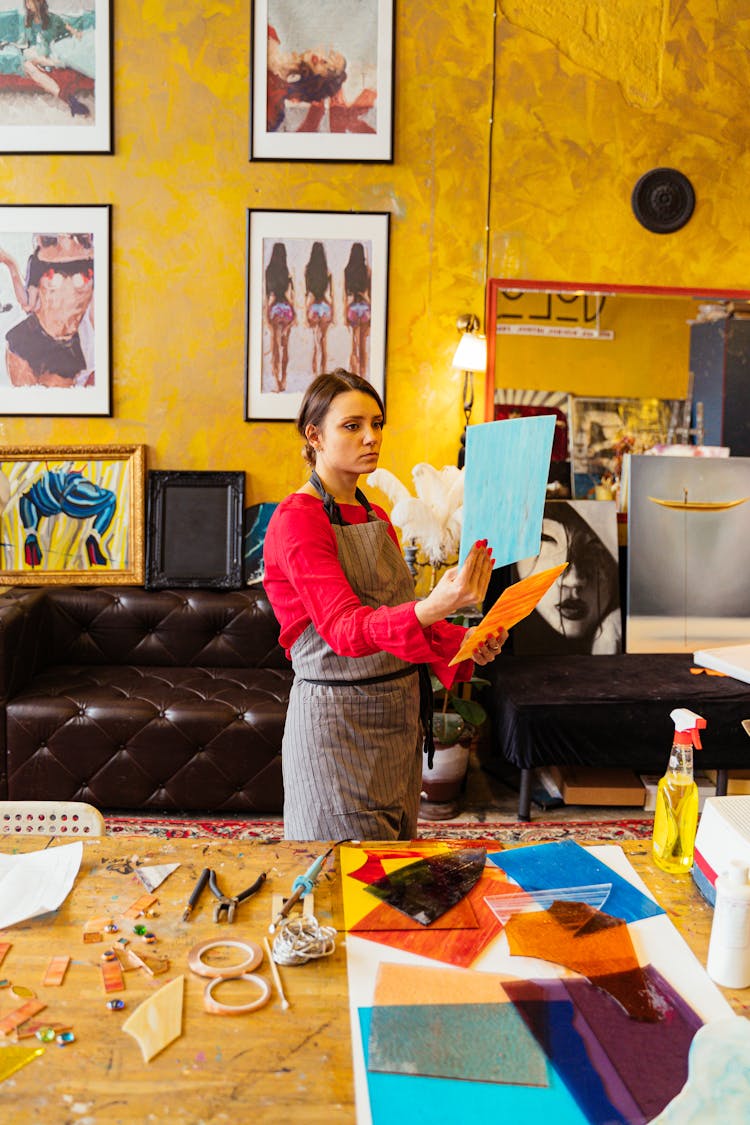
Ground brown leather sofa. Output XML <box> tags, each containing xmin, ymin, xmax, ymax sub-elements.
<box><xmin>0</xmin><ymin>585</ymin><xmax>291</xmax><ymax>813</ymax></box>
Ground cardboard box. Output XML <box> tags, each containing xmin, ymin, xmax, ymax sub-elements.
<box><xmin>548</xmin><ymin>766</ymin><xmax>645</xmax><ymax>807</ymax></box>
<box><xmin>703</xmin><ymin>770</ymin><xmax>750</xmax><ymax>795</ymax></box>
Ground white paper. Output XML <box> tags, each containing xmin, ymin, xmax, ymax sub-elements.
<box><xmin>0</xmin><ymin>841</ymin><xmax>83</xmax><ymax>929</ymax></box>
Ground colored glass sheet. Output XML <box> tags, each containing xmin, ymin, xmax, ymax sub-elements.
<box><xmin>122</xmin><ymin>975</ymin><xmax>184</xmax><ymax>1062</ymax></box>
<box><xmin>449</xmin><ymin>563</ymin><xmax>568</xmax><ymax>665</ymax></box>
<box><xmin>373</xmin><ymin>962</ymin><xmax>508</xmax><ymax>1007</ymax></box>
<box><xmin>364</xmin><ymin>847</ymin><xmax>487</xmax><ymax>925</ymax></box>
<box><xmin>488</xmin><ymin>841</ymin><xmax>664</xmax><ymax>924</ymax></box>
<box><xmin>460</xmin><ymin>415</ymin><xmax>556</xmax><ymax>568</ymax></box>
<box><xmin>341</xmin><ymin>843</ymin><xmax>465</xmax><ymax>931</ymax></box>
<box><xmin>368</xmin><ymin>1001</ymin><xmax>548</xmax><ymax>1086</ymax></box>
<box><xmin>562</xmin><ymin>965</ymin><xmax>702</xmax><ymax>1120</ymax></box>
<box><xmin>505</xmin><ymin>901</ymin><xmax>660</xmax><ymax>1021</ymax></box>
<box><xmin>356</xmin><ymin>871</ymin><xmax>510</xmax><ymax>968</ymax></box>
<box><xmin>0</xmin><ymin>999</ymin><xmax>45</xmax><ymax>1037</ymax></box>
<box><xmin>358</xmin><ymin>1007</ymin><xmax>589</xmax><ymax>1125</ymax></box>
<box><xmin>42</xmin><ymin>954</ymin><xmax>70</xmax><ymax>987</ymax></box>
<box><xmin>351</xmin><ymin>891</ymin><xmax>478</xmax><ymax>933</ymax></box>
<box><xmin>348</xmin><ymin>850</ymin><xmax>426</xmax><ymax>885</ymax></box>
<box><xmin>0</xmin><ymin>1045</ymin><xmax>45</xmax><ymax>1083</ymax></box>
<box><xmin>503</xmin><ymin>979</ymin><xmax>630</xmax><ymax>1124</ymax></box>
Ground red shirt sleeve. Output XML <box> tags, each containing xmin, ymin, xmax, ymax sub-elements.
<box><xmin>263</xmin><ymin>493</ymin><xmax>471</xmax><ymax>686</ymax></box>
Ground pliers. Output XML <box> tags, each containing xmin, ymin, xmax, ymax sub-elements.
<box><xmin>207</xmin><ymin>869</ymin><xmax>267</xmax><ymax>923</ymax></box>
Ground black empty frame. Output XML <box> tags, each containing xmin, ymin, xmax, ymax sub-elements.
<box><xmin>145</xmin><ymin>470</ymin><xmax>245</xmax><ymax>590</ymax></box>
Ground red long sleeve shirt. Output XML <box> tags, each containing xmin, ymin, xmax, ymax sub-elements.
<box><xmin>263</xmin><ymin>493</ymin><xmax>472</xmax><ymax>688</ymax></box>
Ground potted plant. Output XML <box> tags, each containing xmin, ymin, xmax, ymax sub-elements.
<box><xmin>420</xmin><ymin>672</ymin><xmax>490</xmax><ymax>818</ymax></box>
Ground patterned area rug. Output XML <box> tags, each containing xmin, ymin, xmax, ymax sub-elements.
<box><xmin>105</xmin><ymin>814</ymin><xmax>655</xmax><ymax>843</ymax></box>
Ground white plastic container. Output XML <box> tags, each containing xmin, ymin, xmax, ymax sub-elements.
<box><xmin>706</xmin><ymin>859</ymin><xmax>750</xmax><ymax>989</ymax></box>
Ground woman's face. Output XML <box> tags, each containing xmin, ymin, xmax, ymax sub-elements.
<box><xmin>308</xmin><ymin>390</ymin><xmax>383</xmax><ymax>478</ymax></box>
<box><xmin>516</xmin><ymin>517</ymin><xmax>610</xmax><ymax>639</ymax></box>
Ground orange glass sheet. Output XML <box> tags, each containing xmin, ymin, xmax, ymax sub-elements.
<box><xmin>449</xmin><ymin>562</ymin><xmax>568</xmax><ymax>665</ymax></box>
<box><xmin>354</xmin><ymin>871</ymin><xmax>516</xmax><ymax>968</ymax></box>
<box><xmin>505</xmin><ymin>901</ymin><xmax>660</xmax><ymax>1021</ymax></box>
<box><xmin>373</xmin><ymin>961</ymin><xmax>514</xmax><ymax>1006</ymax></box>
<box><xmin>43</xmin><ymin>954</ymin><xmax>70</xmax><ymax>987</ymax></box>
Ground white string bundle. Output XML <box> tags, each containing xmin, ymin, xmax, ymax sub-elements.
<box><xmin>271</xmin><ymin>915</ymin><xmax>337</xmax><ymax>966</ymax></box>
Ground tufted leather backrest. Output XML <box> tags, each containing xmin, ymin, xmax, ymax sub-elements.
<box><xmin>36</xmin><ymin>586</ymin><xmax>287</xmax><ymax>670</ymax></box>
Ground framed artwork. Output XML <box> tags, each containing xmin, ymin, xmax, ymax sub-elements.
<box><xmin>245</xmin><ymin>209</ymin><xmax>389</xmax><ymax>421</ymax></box>
<box><xmin>627</xmin><ymin>455</ymin><xmax>750</xmax><ymax>653</ymax></box>
<box><xmin>0</xmin><ymin>205</ymin><xmax>111</xmax><ymax>416</ymax></box>
<box><xmin>145</xmin><ymin>471</ymin><xmax>245</xmax><ymax>590</ymax></box>
<box><xmin>0</xmin><ymin>444</ymin><xmax>145</xmax><ymax>584</ymax></box>
<box><xmin>489</xmin><ymin>499</ymin><xmax>622</xmax><ymax>656</ymax></box>
<box><xmin>0</xmin><ymin>0</ymin><xmax>112</xmax><ymax>154</ymax></box>
<box><xmin>570</xmin><ymin>395</ymin><xmax>683</xmax><ymax>499</ymax></box>
<box><xmin>250</xmin><ymin>0</ymin><xmax>394</xmax><ymax>162</ymax></box>
<box><xmin>243</xmin><ymin>501</ymin><xmax>278</xmax><ymax>585</ymax></box>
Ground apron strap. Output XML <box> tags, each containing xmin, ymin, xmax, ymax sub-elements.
<box><xmin>309</xmin><ymin>469</ymin><xmax>373</xmax><ymax>526</ymax></box>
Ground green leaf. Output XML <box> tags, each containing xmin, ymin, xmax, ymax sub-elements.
<box><xmin>452</xmin><ymin>697</ymin><xmax>487</xmax><ymax>726</ymax></box>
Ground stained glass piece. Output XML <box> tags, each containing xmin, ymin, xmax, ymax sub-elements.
<box><xmin>505</xmin><ymin>902</ymin><xmax>661</xmax><ymax>1021</ymax></box>
<box><xmin>373</xmin><ymin>961</ymin><xmax>508</xmax><ymax>1007</ymax></box>
<box><xmin>0</xmin><ymin>1045</ymin><xmax>45</xmax><ymax>1082</ymax></box>
<box><xmin>367</xmin><ymin>1002</ymin><xmax>549</xmax><ymax>1086</ymax></box>
<box><xmin>364</xmin><ymin>847</ymin><xmax>487</xmax><ymax>925</ymax></box>
<box><xmin>356</xmin><ymin>871</ymin><xmax>509</xmax><ymax>967</ymax></box>
<box><xmin>358</xmin><ymin>1007</ymin><xmax>588</xmax><ymax>1123</ymax></box>
<box><xmin>489</xmin><ymin>841</ymin><xmax>664</xmax><ymax>923</ymax></box>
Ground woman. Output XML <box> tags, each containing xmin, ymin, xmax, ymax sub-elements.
<box><xmin>304</xmin><ymin>241</ymin><xmax>333</xmax><ymax>375</ymax></box>
<box><xmin>510</xmin><ymin>500</ymin><xmax>621</xmax><ymax>655</ymax></box>
<box><xmin>264</xmin><ymin>241</ymin><xmax>295</xmax><ymax>392</ymax></box>
<box><xmin>343</xmin><ymin>242</ymin><xmax>370</xmax><ymax>377</ymax></box>
<box><xmin>263</xmin><ymin>369</ymin><xmax>504</xmax><ymax>840</ymax></box>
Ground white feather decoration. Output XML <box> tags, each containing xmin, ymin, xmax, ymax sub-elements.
<box><xmin>368</xmin><ymin>463</ymin><xmax>465</xmax><ymax>567</ymax></box>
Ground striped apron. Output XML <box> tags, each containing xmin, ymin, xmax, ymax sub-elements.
<box><xmin>282</xmin><ymin>487</ymin><xmax>422</xmax><ymax>841</ymax></box>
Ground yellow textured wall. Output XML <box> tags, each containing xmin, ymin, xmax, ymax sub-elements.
<box><xmin>2</xmin><ymin>0</ymin><xmax>748</xmax><ymax>510</ymax></box>
<box><xmin>0</xmin><ymin>1</ymin><xmax>493</xmax><ymax>506</ymax></box>
<box><xmin>491</xmin><ymin>1</ymin><xmax>750</xmax><ymax>288</ymax></box>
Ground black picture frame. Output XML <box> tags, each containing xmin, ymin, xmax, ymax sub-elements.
<box><xmin>145</xmin><ymin>470</ymin><xmax>245</xmax><ymax>590</ymax></box>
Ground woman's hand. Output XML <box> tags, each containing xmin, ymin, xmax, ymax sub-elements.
<box><xmin>467</xmin><ymin>627</ymin><xmax>508</xmax><ymax>665</ymax></box>
<box><xmin>415</xmin><ymin>541</ymin><xmax>493</xmax><ymax>628</ymax></box>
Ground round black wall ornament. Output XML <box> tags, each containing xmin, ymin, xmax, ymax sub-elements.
<box><xmin>631</xmin><ymin>168</ymin><xmax>696</xmax><ymax>234</ymax></box>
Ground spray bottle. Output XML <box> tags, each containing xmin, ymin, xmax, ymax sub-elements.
<box><xmin>652</xmin><ymin>708</ymin><xmax>705</xmax><ymax>874</ymax></box>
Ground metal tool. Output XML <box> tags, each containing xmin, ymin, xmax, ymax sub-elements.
<box><xmin>269</xmin><ymin>840</ymin><xmax>349</xmax><ymax>933</ymax></box>
<box><xmin>208</xmin><ymin>869</ymin><xmax>267</xmax><ymax>923</ymax></box>
<box><xmin>182</xmin><ymin>867</ymin><xmax>211</xmax><ymax>922</ymax></box>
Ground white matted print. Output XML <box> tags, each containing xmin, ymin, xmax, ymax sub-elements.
<box><xmin>246</xmin><ymin>209</ymin><xmax>389</xmax><ymax>421</ymax></box>
<box><xmin>0</xmin><ymin>206</ymin><xmax>110</xmax><ymax>416</ymax></box>
<box><xmin>251</xmin><ymin>0</ymin><xmax>394</xmax><ymax>162</ymax></box>
<box><xmin>0</xmin><ymin>0</ymin><xmax>111</xmax><ymax>153</ymax></box>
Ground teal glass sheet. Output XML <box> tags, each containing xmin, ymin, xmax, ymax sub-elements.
<box><xmin>460</xmin><ymin>415</ymin><xmax>556</xmax><ymax>567</ymax></box>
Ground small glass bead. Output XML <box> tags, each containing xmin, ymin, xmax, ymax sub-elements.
<box><xmin>133</xmin><ymin>923</ymin><xmax>147</xmax><ymax>935</ymax></box>
<box><xmin>117</xmin><ymin>937</ymin><xmax>129</xmax><ymax>946</ymax></box>
<box><xmin>104</xmin><ymin>923</ymin><xmax>119</xmax><ymax>933</ymax></box>
<box><xmin>142</xmin><ymin>933</ymin><xmax>156</xmax><ymax>943</ymax></box>
<box><xmin>101</xmin><ymin>950</ymin><xmax>117</xmax><ymax>961</ymax></box>
<box><xmin>56</xmin><ymin>1031</ymin><xmax>76</xmax><ymax>1046</ymax></box>
<box><xmin>35</xmin><ymin>1027</ymin><xmax>56</xmax><ymax>1043</ymax></box>
<box><xmin>106</xmin><ymin>998</ymin><xmax>125</xmax><ymax>1011</ymax></box>
<box><xmin>0</xmin><ymin>979</ymin><xmax>10</xmax><ymax>988</ymax></box>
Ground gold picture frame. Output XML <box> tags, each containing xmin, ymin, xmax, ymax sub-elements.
<box><xmin>0</xmin><ymin>444</ymin><xmax>145</xmax><ymax>585</ymax></box>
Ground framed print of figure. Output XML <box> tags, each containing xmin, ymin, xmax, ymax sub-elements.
<box><xmin>245</xmin><ymin>208</ymin><xmax>389</xmax><ymax>421</ymax></box>
<box><xmin>251</xmin><ymin>0</ymin><xmax>394</xmax><ymax>162</ymax></box>
<box><xmin>0</xmin><ymin>0</ymin><xmax>112</xmax><ymax>153</ymax></box>
<box><xmin>0</xmin><ymin>205</ymin><xmax>110</xmax><ymax>416</ymax></box>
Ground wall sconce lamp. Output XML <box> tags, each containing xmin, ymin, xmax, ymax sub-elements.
<box><xmin>452</xmin><ymin>314</ymin><xmax>487</xmax><ymax>468</ymax></box>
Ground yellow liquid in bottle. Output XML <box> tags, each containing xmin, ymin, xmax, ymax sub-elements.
<box><xmin>652</xmin><ymin>773</ymin><xmax>699</xmax><ymax>874</ymax></box>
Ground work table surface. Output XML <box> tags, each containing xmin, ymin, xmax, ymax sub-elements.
<box><xmin>0</xmin><ymin>835</ymin><xmax>746</xmax><ymax>1124</ymax></box>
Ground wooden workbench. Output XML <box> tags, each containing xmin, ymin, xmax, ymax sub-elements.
<box><xmin>0</xmin><ymin>836</ymin><xmax>746</xmax><ymax>1123</ymax></box>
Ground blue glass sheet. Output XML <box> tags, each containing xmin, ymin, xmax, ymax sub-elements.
<box><xmin>488</xmin><ymin>840</ymin><xmax>664</xmax><ymax>924</ymax></box>
<box><xmin>460</xmin><ymin>415</ymin><xmax>555</xmax><ymax>567</ymax></box>
<box><xmin>359</xmin><ymin>1007</ymin><xmax>589</xmax><ymax>1125</ymax></box>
